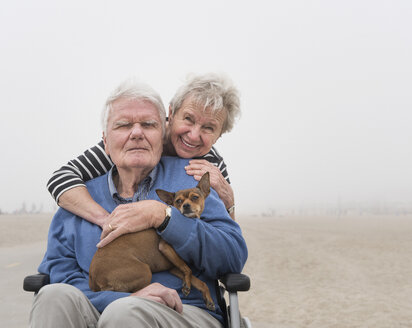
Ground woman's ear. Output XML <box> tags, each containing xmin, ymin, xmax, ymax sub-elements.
<box><xmin>168</xmin><ymin>105</ymin><xmax>173</xmax><ymax>122</ymax></box>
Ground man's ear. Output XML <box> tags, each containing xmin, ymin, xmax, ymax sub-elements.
<box><xmin>156</xmin><ymin>189</ymin><xmax>175</xmax><ymax>205</ymax></box>
<box><xmin>197</xmin><ymin>172</ymin><xmax>210</xmax><ymax>197</ymax></box>
<box><xmin>102</xmin><ymin>132</ymin><xmax>110</xmax><ymax>156</ymax></box>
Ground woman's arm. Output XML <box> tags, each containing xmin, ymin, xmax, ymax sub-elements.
<box><xmin>47</xmin><ymin>140</ymin><xmax>112</xmax><ymax>226</ymax></box>
<box><xmin>184</xmin><ymin>159</ymin><xmax>235</xmax><ymax>219</ymax></box>
<box><xmin>58</xmin><ymin>187</ymin><xmax>109</xmax><ymax>227</ymax></box>
<box><xmin>184</xmin><ymin>157</ymin><xmax>236</xmax><ymax>220</ymax></box>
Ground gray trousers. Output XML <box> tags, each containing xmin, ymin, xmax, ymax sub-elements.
<box><xmin>29</xmin><ymin>283</ymin><xmax>223</xmax><ymax>328</ymax></box>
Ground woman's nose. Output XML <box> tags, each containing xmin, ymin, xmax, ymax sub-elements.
<box><xmin>187</xmin><ymin>125</ymin><xmax>201</xmax><ymax>141</ymax></box>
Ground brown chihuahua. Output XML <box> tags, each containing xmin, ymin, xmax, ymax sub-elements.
<box><xmin>89</xmin><ymin>172</ymin><xmax>215</xmax><ymax>311</ymax></box>
<box><xmin>156</xmin><ymin>172</ymin><xmax>209</xmax><ymax>219</ymax></box>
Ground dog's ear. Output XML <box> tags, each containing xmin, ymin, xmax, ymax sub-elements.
<box><xmin>156</xmin><ymin>189</ymin><xmax>175</xmax><ymax>205</ymax></box>
<box><xmin>197</xmin><ymin>172</ymin><xmax>210</xmax><ymax>197</ymax></box>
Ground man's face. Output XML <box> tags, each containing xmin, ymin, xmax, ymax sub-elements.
<box><xmin>168</xmin><ymin>96</ymin><xmax>226</xmax><ymax>158</ymax></box>
<box><xmin>103</xmin><ymin>98</ymin><xmax>163</xmax><ymax>172</ymax></box>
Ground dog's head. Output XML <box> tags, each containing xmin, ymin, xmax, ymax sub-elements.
<box><xmin>156</xmin><ymin>172</ymin><xmax>210</xmax><ymax>218</ymax></box>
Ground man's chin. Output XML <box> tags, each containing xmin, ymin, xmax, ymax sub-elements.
<box><xmin>119</xmin><ymin>159</ymin><xmax>151</xmax><ymax>169</ymax></box>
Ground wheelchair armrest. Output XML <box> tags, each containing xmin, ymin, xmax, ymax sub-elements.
<box><xmin>24</xmin><ymin>272</ymin><xmax>251</xmax><ymax>294</ymax></box>
<box><xmin>23</xmin><ymin>273</ymin><xmax>50</xmax><ymax>293</ymax></box>
<box><xmin>219</xmin><ymin>273</ymin><xmax>250</xmax><ymax>293</ymax></box>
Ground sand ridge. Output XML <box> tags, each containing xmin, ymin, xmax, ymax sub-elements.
<box><xmin>238</xmin><ymin>214</ymin><xmax>412</xmax><ymax>327</ymax></box>
<box><xmin>2</xmin><ymin>213</ymin><xmax>412</xmax><ymax>327</ymax></box>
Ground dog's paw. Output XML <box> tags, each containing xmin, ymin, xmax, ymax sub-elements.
<box><xmin>206</xmin><ymin>300</ymin><xmax>216</xmax><ymax>312</ymax></box>
<box><xmin>182</xmin><ymin>284</ymin><xmax>191</xmax><ymax>296</ymax></box>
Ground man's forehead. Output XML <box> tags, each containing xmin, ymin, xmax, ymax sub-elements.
<box><xmin>112</xmin><ymin>97</ymin><xmax>155</xmax><ymax>109</ymax></box>
<box><xmin>110</xmin><ymin>98</ymin><xmax>160</xmax><ymax>118</ymax></box>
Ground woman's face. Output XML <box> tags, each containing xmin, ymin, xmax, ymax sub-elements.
<box><xmin>168</xmin><ymin>96</ymin><xmax>227</xmax><ymax>158</ymax></box>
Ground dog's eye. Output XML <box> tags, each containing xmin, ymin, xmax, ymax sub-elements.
<box><xmin>176</xmin><ymin>199</ymin><xmax>183</xmax><ymax>205</ymax></box>
<box><xmin>191</xmin><ymin>195</ymin><xmax>199</xmax><ymax>201</ymax></box>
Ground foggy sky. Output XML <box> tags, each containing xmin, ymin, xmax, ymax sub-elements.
<box><xmin>1</xmin><ymin>0</ymin><xmax>411</xmax><ymax>214</ymax></box>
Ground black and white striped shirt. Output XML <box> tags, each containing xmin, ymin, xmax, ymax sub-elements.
<box><xmin>47</xmin><ymin>140</ymin><xmax>230</xmax><ymax>202</ymax></box>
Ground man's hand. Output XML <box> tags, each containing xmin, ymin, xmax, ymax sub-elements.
<box><xmin>97</xmin><ymin>200</ymin><xmax>167</xmax><ymax>248</ymax></box>
<box><xmin>131</xmin><ymin>283</ymin><xmax>183</xmax><ymax>314</ymax></box>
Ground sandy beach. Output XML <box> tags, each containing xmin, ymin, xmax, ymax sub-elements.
<box><xmin>1</xmin><ymin>213</ymin><xmax>412</xmax><ymax>327</ymax></box>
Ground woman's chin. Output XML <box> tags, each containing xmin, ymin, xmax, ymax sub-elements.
<box><xmin>176</xmin><ymin>150</ymin><xmax>195</xmax><ymax>159</ymax></box>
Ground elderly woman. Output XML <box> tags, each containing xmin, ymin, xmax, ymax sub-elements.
<box><xmin>47</xmin><ymin>73</ymin><xmax>240</xmax><ymax>244</ymax></box>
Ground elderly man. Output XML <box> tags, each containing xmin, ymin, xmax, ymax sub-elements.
<box><xmin>30</xmin><ymin>80</ymin><xmax>248</xmax><ymax>328</ymax></box>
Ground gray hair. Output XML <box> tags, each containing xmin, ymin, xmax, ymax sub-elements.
<box><xmin>101</xmin><ymin>78</ymin><xmax>166</xmax><ymax>135</ymax></box>
<box><xmin>169</xmin><ymin>73</ymin><xmax>241</xmax><ymax>134</ymax></box>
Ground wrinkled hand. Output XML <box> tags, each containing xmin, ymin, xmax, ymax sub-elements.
<box><xmin>97</xmin><ymin>200</ymin><xmax>167</xmax><ymax>248</ymax></box>
<box><xmin>131</xmin><ymin>283</ymin><xmax>183</xmax><ymax>313</ymax></box>
<box><xmin>185</xmin><ymin>159</ymin><xmax>234</xmax><ymax>209</ymax></box>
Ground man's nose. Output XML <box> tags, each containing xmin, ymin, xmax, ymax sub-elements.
<box><xmin>130</xmin><ymin>124</ymin><xmax>144</xmax><ymax>139</ymax></box>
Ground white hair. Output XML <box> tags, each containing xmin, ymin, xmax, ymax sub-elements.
<box><xmin>169</xmin><ymin>73</ymin><xmax>241</xmax><ymax>134</ymax></box>
<box><xmin>101</xmin><ymin>78</ymin><xmax>166</xmax><ymax>135</ymax></box>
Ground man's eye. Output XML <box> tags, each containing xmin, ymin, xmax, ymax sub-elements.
<box><xmin>115</xmin><ymin>122</ymin><xmax>131</xmax><ymax>128</ymax></box>
<box><xmin>141</xmin><ymin>121</ymin><xmax>158</xmax><ymax>128</ymax></box>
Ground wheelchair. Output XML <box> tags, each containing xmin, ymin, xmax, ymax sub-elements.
<box><xmin>24</xmin><ymin>272</ymin><xmax>251</xmax><ymax>328</ymax></box>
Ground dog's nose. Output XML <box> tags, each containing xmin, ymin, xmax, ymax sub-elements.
<box><xmin>183</xmin><ymin>203</ymin><xmax>191</xmax><ymax>210</ymax></box>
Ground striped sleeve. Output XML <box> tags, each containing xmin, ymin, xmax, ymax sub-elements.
<box><xmin>47</xmin><ymin>140</ymin><xmax>113</xmax><ymax>202</ymax></box>
<box><xmin>200</xmin><ymin>146</ymin><xmax>231</xmax><ymax>184</ymax></box>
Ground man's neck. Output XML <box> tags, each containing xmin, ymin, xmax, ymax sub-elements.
<box><xmin>113</xmin><ymin>167</ymin><xmax>152</xmax><ymax>198</ymax></box>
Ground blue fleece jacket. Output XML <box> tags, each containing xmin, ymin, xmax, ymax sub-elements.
<box><xmin>38</xmin><ymin>156</ymin><xmax>248</xmax><ymax>323</ymax></box>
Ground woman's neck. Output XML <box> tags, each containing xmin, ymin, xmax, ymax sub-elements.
<box><xmin>162</xmin><ymin>130</ymin><xmax>176</xmax><ymax>156</ymax></box>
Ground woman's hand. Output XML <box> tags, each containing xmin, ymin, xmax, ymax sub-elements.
<box><xmin>97</xmin><ymin>200</ymin><xmax>167</xmax><ymax>248</ymax></box>
<box><xmin>185</xmin><ymin>159</ymin><xmax>235</xmax><ymax>216</ymax></box>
